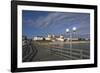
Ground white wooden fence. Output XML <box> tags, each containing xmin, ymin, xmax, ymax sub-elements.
<box><xmin>50</xmin><ymin>45</ymin><xmax>90</xmax><ymax>60</ymax></box>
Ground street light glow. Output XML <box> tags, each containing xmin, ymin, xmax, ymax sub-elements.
<box><xmin>66</xmin><ymin>28</ymin><xmax>69</xmax><ymax>33</ymax></box>
<box><xmin>72</xmin><ymin>27</ymin><xmax>77</xmax><ymax>31</ymax></box>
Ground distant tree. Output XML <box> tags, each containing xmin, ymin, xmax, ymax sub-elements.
<box><xmin>78</xmin><ymin>38</ymin><xmax>85</xmax><ymax>41</ymax></box>
<box><xmin>43</xmin><ymin>38</ymin><xmax>45</xmax><ymax>40</ymax></box>
<box><xmin>22</xmin><ymin>35</ymin><xmax>27</xmax><ymax>40</ymax></box>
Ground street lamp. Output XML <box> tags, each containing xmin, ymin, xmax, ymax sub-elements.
<box><xmin>65</xmin><ymin>27</ymin><xmax>77</xmax><ymax>49</ymax></box>
<box><xmin>72</xmin><ymin>27</ymin><xmax>77</xmax><ymax>40</ymax></box>
<box><xmin>65</xmin><ymin>28</ymin><xmax>70</xmax><ymax>41</ymax></box>
<box><xmin>72</xmin><ymin>27</ymin><xmax>77</xmax><ymax>32</ymax></box>
<box><xmin>66</xmin><ymin>27</ymin><xmax>77</xmax><ymax>58</ymax></box>
<box><xmin>66</xmin><ymin>28</ymin><xmax>69</xmax><ymax>33</ymax></box>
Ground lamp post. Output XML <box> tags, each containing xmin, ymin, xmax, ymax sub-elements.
<box><xmin>72</xmin><ymin>27</ymin><xmax>77</xmax><ymax>41</ymax></box>
<box><xmin>66</xmin><ymin>27</ymin><xmax>77</xmax><ymax>55</ymax></box>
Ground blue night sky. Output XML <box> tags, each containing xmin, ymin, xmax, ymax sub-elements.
<box><xmin>22</xmin><ymin>10</ymin><xmax>90</xmax><ymax>38</ymax></box>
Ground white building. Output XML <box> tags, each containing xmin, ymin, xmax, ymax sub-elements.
<box><xmin>45</xmin><ymin>37</ymin><xmax>51</xmax><ymax>40</ymax></box>
<box><xmin>33</xmin><ymin>36</ymin><xmax>43</xmax><ymax>41</ymax></box>
<box><xmin>56</xmin><ymin>38</ymin><xmax>64</xmax><ymax>41</ymax></box>
<box><xmin>45</xmin><ymin>35</ymin><xmax>65</xmax><ymax>42</ymax></box>
<box><xmin>45</xmin><ymin>35</ymin><xmax>52</xmax><ymax>40</ymax></box>
<box><xmin>56</xmin><ymin>35</ymin><xmax>64</xmax><ymax>42</ymax></box>
<box><xmin>48</xmin><ymin>35</ymin><xmax>52</xmax><ymax>38</ymax></box>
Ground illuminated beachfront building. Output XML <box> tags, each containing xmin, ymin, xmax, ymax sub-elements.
<box><xmin>33</xmin><ymin>36</ymin><xmax>44</xmax><ymax>41</ymax></box>
<box><xmin>45</xmin><ymin>35</ymin><xmax>52</xmax><ymax>41</ymax></box>
<box><xmin>44</xmin><ymin>34</ymin><xmax>65</xmax><ymax>41</ymax></box>
<box><xmin>56</xmin><ymin>35</ymin><xmax>65</xmax><ymax>42</ymax></box>
<box><xmin>32</xmin><ymin>34</ymin><xmax>87</xmax><ymax>41</ymax></box>
<box><xmin>33</xmin><ymin>35</ymin><xmax>65</xmax><ymax>42</ymax></box>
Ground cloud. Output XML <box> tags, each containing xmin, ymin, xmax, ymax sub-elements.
<box><xmin>26</xmin><ymin>12</ymin><xmax>89</xmax><ymax>29</ymax></box>
<box><xmin>23</xmin><ymin>11</ymin><xmax>90</xmax><ymax>36</ymax></box>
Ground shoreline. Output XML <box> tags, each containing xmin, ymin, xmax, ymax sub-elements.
<box><xmin>49</xmin><ymin>41</ymin><xmax>90</xmax><ymax>44</ymax></box>
<box><xmin>33</xmin><ymin>41</ymin><xmax>90</xmax><ymax>45</ymax></box>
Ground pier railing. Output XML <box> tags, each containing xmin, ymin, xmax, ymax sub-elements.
<box><xmin>50</xmin><ymin>45</ymin><xmax>90</xmax><ymax>60</ymax></box>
